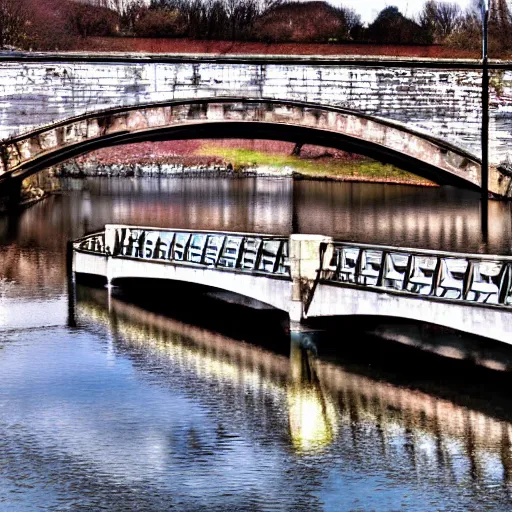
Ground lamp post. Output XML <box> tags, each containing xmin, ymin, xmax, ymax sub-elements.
<box><xmin>481</xmin><ymin>0</ymin><xmax>489</xmax><ymax>242</ymax></box>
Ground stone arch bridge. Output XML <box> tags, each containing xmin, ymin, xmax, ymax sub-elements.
<box><xmin>0</xmin><ymin>97</ymin><xmax>499</xmax><ymax>192</ymax></box>
<box><xmin>1</xmin><ymin>53</ymin><xmax>512</xmax><ymax>197</ymax></box>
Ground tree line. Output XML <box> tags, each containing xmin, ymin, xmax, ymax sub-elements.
<box><xmin>0</xmin><ymin>0</ymin><xmax>511</xmax><ymax>52</ymax></box>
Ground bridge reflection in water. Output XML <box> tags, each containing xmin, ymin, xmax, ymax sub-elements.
<box><xmin>76</xmin><ymin>285</ymin><xmax>512</xmax><ymax>483</ymax></box>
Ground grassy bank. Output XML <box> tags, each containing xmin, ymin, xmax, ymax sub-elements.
<box><xmin>196</xmin><ymin>145</ymin><xmax>436</xmax><ymax>186</ymax></box>
<box><xmin>72</xmin><ymin>139</ymin><xmax>436</xmax><ymax>187</ymax></box>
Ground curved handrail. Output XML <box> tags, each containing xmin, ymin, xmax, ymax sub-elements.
<box><xmin>74</xmin><ymin>226</ymin><xmax>291</xmax><ymax>278</ymax></box>
<box><xmin>323</xmin><ymin>241</ymin><xmax>512</xmax><ymax>308</ymax></box>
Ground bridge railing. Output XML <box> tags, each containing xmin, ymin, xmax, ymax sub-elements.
<box><xmin>73</xmin><ymin>228</ymin><xmax>512</xmax><ymax>307</ymax></box>
<box><xmin>322</xmin><ymin>242</ymin><xmax>512</xmax><ymax>307</ymax></box>
<box><xmin>74</xmin><ymin>231</ymin><xmax>106</xmax><ymax>254</ymax></box>
<box><xmin>74</xmin><ymin>226</ymin><xmax>290</xmax><ymax>277</ymax></box>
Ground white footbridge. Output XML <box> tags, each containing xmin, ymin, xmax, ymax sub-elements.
<box><xmin>72</xmin><ymin>225</ymin><xmax>512</xmax><ymax>343</ymax></box>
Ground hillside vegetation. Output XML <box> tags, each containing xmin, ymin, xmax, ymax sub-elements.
<box><xmin>1</xmin><ymin>0</ymin><xmax>512</xmax><ymax>57</ymax></box>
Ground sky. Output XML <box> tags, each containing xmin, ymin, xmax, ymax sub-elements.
<box><xmin>336</xmin><ymin>0</ymin><xmax>474</xmax><ymax>24</ymax></box>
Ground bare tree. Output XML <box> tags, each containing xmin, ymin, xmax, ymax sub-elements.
<box><xmin>446</xmin><ymin>0</ymin><xmax>512</xmax><ymax>53</ymax></box>
<box><xmin>223</xmin><ymin>0</ymin><xmax>258</xmax><ymax>40</ymax></box>
<box><xmin>0</xmin><ymin>0</ymin><xmax>28</xmax><ymax>48</ymax></box>
<box><xmin>337</xmin><ymin>6</ymin><xmax>362</xmax><ymax>39</ymax></box>
<box><xmin>489</xmin><ymin>0</ymin><xmax>512</xmax><ymax>27</ymax></box>
<box><xmin>468</xmin><ymin>0</ymin><xmax>511</xmax><ymax>22</ymax></box>
<box><xmin>90</xmin><ymin>0</ymin><xmax>133</xmax><ymax>17</ymax></box>
<box><xmin>343</xmin><ymin>7</ymin><xmax>361</xmax><ymax>31</ymax></box>
<box><xmin>258</xmin><ymin>0</ymin><xmax>284</xmax><ymax>14</ymax></box>
<box><xmin>418</xmin><ymin>1</ymin><xmax>462</xmax><ymax>42</ymax></box>
<box><xmin>434</xmin><ymin>2</ymin><xmax>462</xmax><ymax>38</ymax></box>
<box><xmin>124</xmin><ymin>0</ymin><xmax>146</xmax><ymax>32</ymax></box>
<box><xmin>107</xmin><ymin>0</ymin><xmax>130</xmax><ymax>15</ymax></box>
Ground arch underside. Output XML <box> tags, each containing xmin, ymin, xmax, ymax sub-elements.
<box><xmin>3</xmin><ymin>122</ymin><xmax>479</xmax><ymax>190</ymax></box>
<box><xmin>0</xmin><ymin>99</ymin><xmax>482</xmax><ymax>191</ymax></box>
<box><xmin>111</xmin><ymin>276</ymin><xmax>284</xmax><ymax>312</ymax></box>
<box><xmin>105</xmin><ymin>263</ymin><xmax>292</xmax><ymax>314</ymax></box>
<box><xmin>307</xmin><ymin>283</ymin><xmax>512</xmax><ymax>344</ymax></box>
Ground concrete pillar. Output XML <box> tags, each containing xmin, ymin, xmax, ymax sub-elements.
<box><xmin>105</xmin><ymin>224</ymin><xmax>117</xmax><ymax>256</ymax></box>
<box><xmin>105</xmin><ymin>225</ymin><xmax>116</xmax><ymax>298</ymax></box>
<box><xmin>289</xmin><ymin>234</ymin><xmax>333</xmax><ymax>323</ymax></box>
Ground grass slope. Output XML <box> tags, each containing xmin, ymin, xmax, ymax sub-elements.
<box><xmin>197</xmin><ymin>145</ymin><xmax>436</xmax><ymax>186</ymax></box>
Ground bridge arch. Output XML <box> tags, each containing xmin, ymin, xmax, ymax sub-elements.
<box><xmin>0</xmin><ymin>97</ymin><xmax>499</xmax><ymax>193</ymax></box>
<box><xmin>108</xmin><ymin>273</ymin><xmax>292</xmax><ymax>315</ymax></box>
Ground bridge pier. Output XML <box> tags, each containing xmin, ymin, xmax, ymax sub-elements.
<box><xmin>105</xmin><ymin>227</ymin><xmax>117</xmax><ymax>306</ymax></box>
<box><xmin>289</xmin><ymin>234</ymin><xmax>333</xmax><ymax>323</ymax></box>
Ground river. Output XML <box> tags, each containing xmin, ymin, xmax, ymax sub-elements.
<box><xmin>1</xmin><ymin>176</ymin><xmax>512</xmax><ymax>510</ymax></box>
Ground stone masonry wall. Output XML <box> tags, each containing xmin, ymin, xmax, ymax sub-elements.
<box><xmin>1</xmin><ymin>55</ymin><xmax>511</xmax><ymax>165</ymax></box>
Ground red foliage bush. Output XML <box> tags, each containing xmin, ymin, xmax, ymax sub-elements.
<box><xmin>133</xmin><ymin>8</ymin><xmax>186</xmax><ymax>38</ymax></box>
<box><xmin>68</xmin><ymin>2</ymin><xmax>120</xmax><ymax>38</ymax></box>
<box><xmin>252</xmin><ymin>2</ymin><xmax>347</xmax><ymax>43</ymax></box>
<box><xmin>23</xmin><ymin>0</ymin><xmax>76</xmax><ymax>50</ymax></box>
<box><xmin>1</xmin><ymin>0</ymin><xmax>120</xmax><ymax>50</ymax></box>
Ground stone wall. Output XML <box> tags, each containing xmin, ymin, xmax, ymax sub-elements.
<box><xmin>1</xmin><ymin>54</ymin><xmax>511</xmax><ymax>165</ymax></box>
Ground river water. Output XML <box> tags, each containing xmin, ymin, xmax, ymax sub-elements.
<box><xmin>2</xmin><ymin>177</ymin><xmax>512</xmax><ymax>510</ymax></box>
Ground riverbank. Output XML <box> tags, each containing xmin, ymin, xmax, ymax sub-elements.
<box><xmin>61</xmin><ymin>139</ymin><xmax>436</xmax><ymax>187</ymax></box>
<box><xmin>196</xmin><ymin>144</ymin><xmax>436</xmax><ymax>186</ymax></box>
<box><xmin>54</xmin><ymin>160</ymin><xmax>436</xmax><ymax>187</ymax></box>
